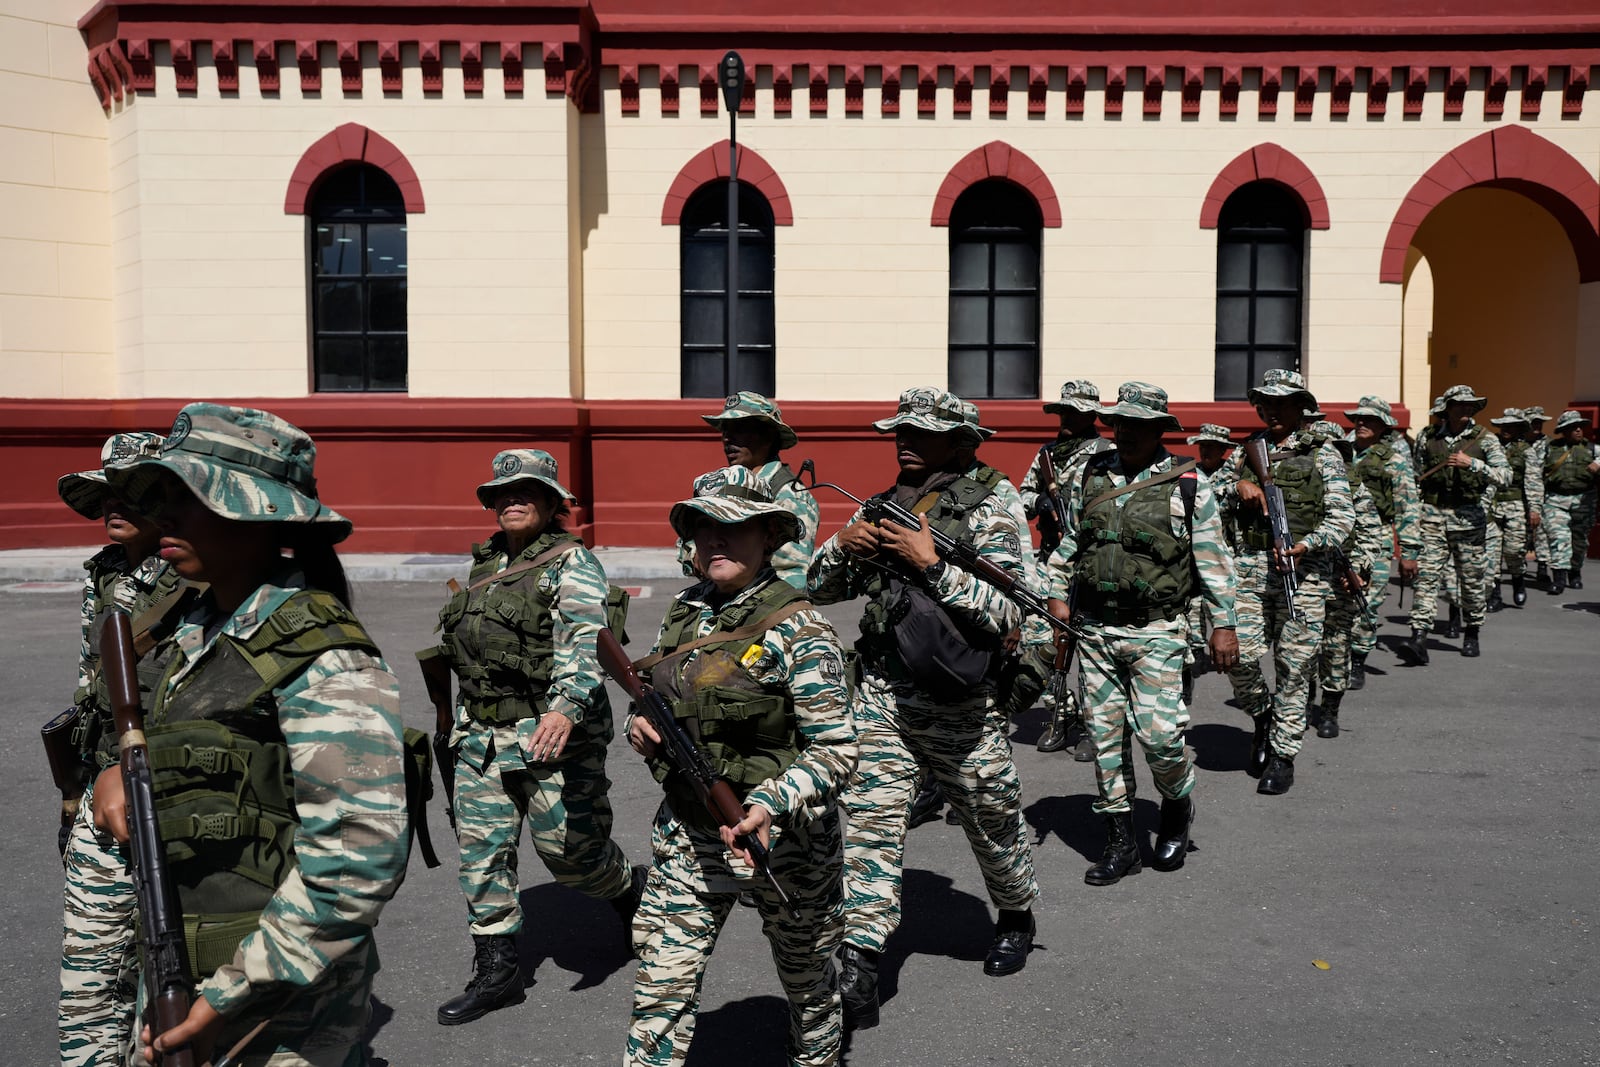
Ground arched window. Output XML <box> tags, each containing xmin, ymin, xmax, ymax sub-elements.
<box><xmin>680</xmin><ymin>182</ymin><xmax>776</xmax><ymax>398</ymax></box>
<box><xmin>948</xmin><ymin>180</ymin><xmax>1042</xmax><ymax>400</ymax></box>
<box><xmin>308</xmin><ymin>164</ymin><xmax>407</xmax><ymax>392</ymax></box>
<box><xmin>1214</xmin><ymin>182</ymin><xmax>1306</xmax><ymax>400</ymax></box>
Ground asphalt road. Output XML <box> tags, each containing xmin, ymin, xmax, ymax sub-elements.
<box><xmin>3</xmin><ymin>577</ymin><xmax>1597</xmax><ymax>1065</ymax></box>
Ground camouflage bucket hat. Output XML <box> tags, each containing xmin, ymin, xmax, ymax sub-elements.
<box><xmin>1344</xmin><ymin>395</ymin><xmax>1398</xmax><ymax>427</ymax></box>
<box><xmin>669</xmin><ymin>466</ymin><xmax>802</xmax><ymax>545</ymax></box>
<box><xmin>1554</xmin><ymin>409</ymin><xmax>1592</xmax><ymax>431</ymax></box>
<box><xmin>1042</xmin><ymin>379</ymin><xmax>1102</xmax><ymax>414</ymax></box>
<box><xmin>1302</xmin><ymin>403</ymin><xmax>1326</xmax><ymax>419</ymax></box>
<box><xmin>701</xmin><ymin>391</ymin><xmax>799</xmax><ymax>451</ymax></box>
<box><xmin>1523</xmin><ymin>405</ymin><xmax>1549</xmax><ymax>423</ymax></box>
<box><xmin>1099</xmin><ymin>381</ymin><xmax>1182</xmax><ymax>432</ymax></box>
<box><xmin>1308</xmin><ymin>419</ymin><xmax>1355</xmax><ymax>458</ymax></box>
<box><xmin>1246</xmin><ymin>368</ymin><xmax>1315</xmax><ymax>407</ymax></box>
<box><xmin>1186</xmin><ymin>423</ymin><xmax>1233</xmax><ymax>446</ymax></box>
<box><xmin>1490</xmin><ymin>407</ymin><xmax>1529</xmax><ymax>426</ymax></box>
<box><xmin>872</xmin><ymin>387</ymin><xmax>983</xmax><ymax>444</ymax></box>
<box><xmin>1440</xmin><ymin>384</ymin><xmax>1488</xmax><ymax>414</ymax></box>
<box><xmin>476</xmin><ymin>449</ymin><xmax>575</xmax><ymax>508</ymax></box>
<box><xmin>110</xmin><ymin>404</ymin><xmax>352</xmax><ymax>542</ymax></box>
<box><xmin>57</xmin><ymin>431</ymin><xmax>165</xmax><ymax>520</ymax></box>
<box><xmin>959</xmin><ymin>399</ymin><xmax>996</xmax><ymax>440</ymax></box>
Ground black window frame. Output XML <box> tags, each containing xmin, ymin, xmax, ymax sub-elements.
<box><xmin>679</xmin><ymin>180</ymin><xmax>777</xmax><ymax>399</ymax></box>
<box><xmin>947</xmin><ymin>179</ymin><xmax>1043</xmax><ymax>400</ymax></box>
<box><xmin>307</xmin><ymin>164</ymin><xmax>408</xmax><ymax>393</ymax></box>
<box><xmin>1214</xmin><ymin>181</ymin><xmax>1307</xmax><ymax>401</ymax></box>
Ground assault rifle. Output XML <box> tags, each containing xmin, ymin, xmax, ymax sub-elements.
<box><xmin>103</xmin><ymin>610</ymin><xmax>197</xmax><ymax>1067</ymax></box>
<box><xmin>596</xmin><ymin>628</ymin><xmax>800</xmax><ymax>919</ymax></box>
<box><xmin>42</xmin><ymin>705</ymin><xmax>89</xmax><ymax>856</ymax></box>
<box><xmin>1328</xmin><ymin>546</ymin><xmax>1374</xmax><ymax>622</ymax></box>
<box><xmin>416</xmin><ymin>643</ymin><xmax>458</xmax><ymax>832</ymax></box>
<box><xmin>1034</xmin><ymin>446</ymin><xmax>1068</xmax><ymax>564</ymax></box>
<box><xmin>1243</xmin><ymin>439</ymin><xmax>1305</xmax><ymax>621</ymax></box>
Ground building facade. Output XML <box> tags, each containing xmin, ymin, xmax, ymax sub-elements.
<box><xmin>4</xmin><ymin>0</ymin><xmax>1599</xmax><ymax>550</ymax></box>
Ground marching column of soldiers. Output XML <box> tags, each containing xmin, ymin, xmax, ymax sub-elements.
<box><xmin>44</xmin><ymin>375</ymin><xmax>1595</xmax><ymax>1066</ymax></box>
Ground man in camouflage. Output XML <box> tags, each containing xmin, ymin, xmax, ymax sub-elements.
<box><xmin>809</xmin><ymin>387</ymin><xmax>1041</xmax><ymax>1029</ymax></box>
<box><xmin>679</xmin><ymin>392</ymin><xmax>819</xmax><ymax>590</ymax></box>
<box><xmin>1045</xmin><ymin>384</ymin><xmax>1238</xmax><ymax>884</ymax></box>
<box><xmin>1343</xmin><ymin>396</ymin><xmax>1422</xmax><ymax>687</ymax></box>
<box><xmin>55</xmin><ymin>432</ymin><xmax>183</xmax><ymax>1067</ymax></box>
<box><xmin>1219</xmin><ymin>369</ymin><xmax>1353</xmax><ymax>796</ymax></box>
<box><xmin>1523</xmin><ymin>407</ymin><xmax>1554</xmax><ymax>586</ymax></box>
<box><xmin>1535</xmin><ymin>410</ymin><xmax>1599</xmax><ymax>595</ymax></box>
<box><xmin>1404</xmin><ymin>385</ymin><xmax>1511</xmax><ymax>660</ymax></box>
<box><xmin>1486</xmin><ymin>408</ymin><xmax>1541</xmax><ymax>609</ymax></box>
<box><xmin>1182</xmin><ymin>423</ymin><xmax>1236</xmax><ymax>701</ymax></box>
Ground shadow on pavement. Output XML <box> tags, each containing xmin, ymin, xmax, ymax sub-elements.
<box><xmin>516</xmin><ymin>882</ymin><xmax>635</xmax><ymax>991</ymax></box>
<box><xmin>366</xmin><ymin>995</ymin><xmax>396</xmax><ymax>1064</ymax></box>
<box><xmin>1188</xmin><ymin>721</ymin><xmax>1251</xmax><ymax>773</ymax></box>
<box><xmin>1007</xmin><ymin>705</ymin><xmax>1050</xmax><ymax>747</ymax></box>
<box><xmin>684</xmin><ymin>994</ymin><xmax>790</xmax><ymax>1067</ymax></box>
<box><xmin>878</xmin><ymin>867</ymin><xmax>993</xmax><ymax>1007</ymax></box>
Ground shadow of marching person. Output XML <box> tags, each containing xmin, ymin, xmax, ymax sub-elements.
<box><xmin>516</xmin><ymin>880</ymin><xmax>637</xmax><ymax>992</ymax></box>
<box><xmin>684</xmin><ymin>994</ymin><xmax>792</xmax><ymax>1067</ymax></box>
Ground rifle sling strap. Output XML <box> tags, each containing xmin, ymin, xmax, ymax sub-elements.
<box><xmin>456</xmin><ymin>541</ymin><xmax>582</xmax><ymax>598</ymax></box>
<box><xmin>1081</xmin><ymin>460</ymin><xmax>1197</xmax><ymax>513</ymax></box>
<box><xmin>631</xmin><ymin>600</ymin><xmax>812</xmax><ymax>674</ymax></box>
<box><xmin>129</xmin><ymin>581</ymin><xmax>206</xmax><ymax>658</ymax></box>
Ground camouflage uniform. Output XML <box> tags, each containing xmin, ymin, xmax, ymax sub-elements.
<box><xmin>1524</xmin><ymin>409</ymin><xmax>1552</xmax><ymax>571</ymax></box>
<box><xmin>1486</xmin><ymin>410</ymin><xmax>1541</xmax><ymax>599</ymax></box>
<box><xmin>627</xmin><ymin>470</ymin><xmax>857</xmax><ymax>1067</ymax></box>
<box><xmin>1539</xmin><ymin>414</ymin><xmax>1598</xmax><ymax>579</ymax></box>
<box><xmin>1306</xmin><ymin>423</ymin><xmax>1388</xmax><ymax>696</ymax></box>
<box><xmin>1409</xmin><ymin>388</ymin><xmax>1511</xmax><ymax>633</ymax></box>
<box><xmin>809</xmin><ymin>389</ymin><xmax>1039</xmax><ymax>960</ymax></box>
<box><xmin>1343</xmin><ymin>398</ymin><xmax>1422</xmax><ymax>660</ymax></box>
<box><xmin>1181</xmin><ymin>424</ymin><xmax>1237</xmax><ymax>673</ymax></box>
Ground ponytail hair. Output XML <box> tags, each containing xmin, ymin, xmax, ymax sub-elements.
<box><xmin>287</xmin><ymin>533</ymin><xmax>353</xmax><ymax>609</ymax></box>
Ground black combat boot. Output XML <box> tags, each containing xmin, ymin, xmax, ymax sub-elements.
<box><xmin>1570</xmin><ymin>566</ymin><xmax>1584</xmax><ymax>590</ymax></box>
<box><xmin>1461</xmin><ymin>626</ymin><xmax>1481</xmax><ymax>657</ymax></box>
<box><xmin>983</xmin><ymin>909</ymin><xmax>1036</xmax><ymax>976</ymax></box>
<box><xmin>1084</xmin><ymin>812</ymin><xmax>1142</xmax><ymax>886</ymax></box>
<box><xmin>907</xmin><ymin>781</ymin><xmax>946</xmax><ymax>828</ymax></box>
<box><xmin>1537</xmin><ymin>562</ymin><xmax>1551</xmax><ymax>588</ymax></box>
<box><xmin>1257</xmin><ymin>754</ymin><xmax>1296</xmax><ymax>795</ymax></box>
<box><xmin>1397</xmin><ymin>628</ymin><xmax>1430</xmax><ymax>666</ymax></box>
<box><xmin>1349</xmin><ymin>653</ymin><xmax>1367</xmax><ymax>691</ymax></box>
<box><xmin>838</xmin><ymin>944</ymin><xmax>880</xmax><ymax>1030</ymax></box>
<box><xmin>1317</xmin><ymin>691</ymin><xmax>1343</xmax><ymax>738</ymax></box>
<box><xmin>1487</xmin><ymin>583</ymin><xmax>1504</xmax><ymax>612</ymax></box>
<box><xmin>1443</xmin><ymin>605</ymin><xmax>1462</xmax><ymax>638</ymax></box>
<box><xmin>610</xmin><ymin>864</ymin><xmax>649</xmax><ymax>925</ymax></box>
<box><xmin>1072</xmin><ymin>728</ymin><xmax>1096</xmax><ymax>762</ymax></box>
<box><xmin>1512</xmin><ymin>574</ymin><xmax>1528</xmax><ymax>606</ymax></box>
<box><xmin>1181</xmin><ymin>665</ymin><xmax>1195</xmax><ymax>707</ymax></box>
<box><xmin>437</xmin><ymin>935</ymin><xmax>525</xmax><ymax>1026</ymax></box>
<box><xmin>1150</xmin><ymin>795</ymin><xmax>1195</xmax><ymax>872</ymax></box>
<box><xmin>1246</xmin><ymin>714</ymin><xmax>1271</xmax><ymax>778</ymax></box>
<box><xmin>1036</xmin><ymin>696</ymin><xmax>1077</xmax><ymax>753</ymax></box>
<box><xmin>1548</xmin><ymin>569</ymin><xmax>1568</xmax><ymax>595</ymax></box>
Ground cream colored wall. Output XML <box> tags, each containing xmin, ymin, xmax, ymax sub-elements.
<box><xmin>0</xmin><ymin>0</ymin><xmax>114</xmax><ymax>396</ymax></box>
<box><xmin>99</xmin><ymin>44</ymin><xmax>575</xmax><ymax>399</ymax></box>
<box><xmin>581</xmin><ymin>67</ymin><xmax>1600</xmax><ymax>404</ymax></box>
<box><xmin>1400</xmin><ymin>248</ymin><xmax>1434</xmax><ymax>419</ymax></box>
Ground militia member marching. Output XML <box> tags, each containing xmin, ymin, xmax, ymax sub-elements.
<box><xmin>94</xmin><ymin>403</ymin><xmax>410</xmax><ymax>1065</ymax></box>
<box><xmin>1182</xmin><ymin>423</ymin><xmax>1237</xmax><ymax>695</ymax></box>
<box><xmin>1044</xmin><ymin>384</ymin><xmax>1239</xmax><ymax>884</ymax></box>
<box><xmin>1344</xmin><ymin>396</ymin><xmax>1422</xmax><ymax>688</ymax></box>
<box><xmin>626</xmin><ymin>467</ymin><xmax>857</xmax><ymax>1067</ymax></box>
<box><xmin>426</xmin><ymin>449</ymin><xmax>645</xmax><ymax>1026</ymax></box>
<box><xmin>679</xmin><ymin>392</ymin><xmax>818</xmax><ymax>590</ymax></box>
<box><xmin>56</xmin><ymin>432</ymin><xmax>184</xmax><ymax>1067</ymax></box>
<box><xmin>1404</xmin><ymin>385</ymin><xmax>1511</xmax><ymax>659</ymax></box>
<box><xmin>1523</xmin><ymin>406</ymin><xmax>1554</xmax><ymax>586</ymax></box>
<box><xmin>1486</xmin><ymin>408</ymin><xmax>1542</xmax><ymax>608</ymax></box>
<box><xmin>809</xmin><ymin>387</ymin><xmax>1041</xmax><ymax>1029</ymax></box>
<box><xmin>1220</xmin><ymin>369</ymin><xmax>1353</xmax><ymax>796</ymax></box>
<box><xmin>1537</xmin><ymin>410</ymin><xmax>1599</xmax><ymax>594</ymax></box>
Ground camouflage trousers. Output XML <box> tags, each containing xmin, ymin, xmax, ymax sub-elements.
<box><xmin>1227</xmin><ymin>552</ymin><xmax>1329</xmax><ymax>760</ymax></box>
<box><xmin>627</xmin><ymin>806</ymin><xmax>843</xmax><ymax>1067</ymax></box>
<box><xmin>59</xmin><ymin>780</ymin><xmax>137</xmax><ymax>1067</ymax></box>
<box><xmin>1410</xmin><ymin>505</ymin><xmax>1488</xmax><ymax>630</ymax></box>
<box><xmin>1078</xmin><ymin>617</ymin><xmax>1195</xmax><ymax>816</ymax></box>
<box><xmin>454</xmin><ymin>723</ymin><xmax>634</xmax><ymax>936</ymax></box>
<box><xmin>1543</xmin><ymin>493</ymin><xmax>1584</xmax><ymax>572</ymax></box>
<box><xmin>1350</xmin><ymin>552</ymin><xmax>1393</xmax><ymax>658</ymax></box>
<box><xmin>1318</xmin><ymin>589</ymin><xmax>1364</xmax><ymax>694</ymax></box>
<box><xmin>840</xmin><ymin>673</ymin><xmax>1039</xmax><ymax>954</ymax></box>
<box><xmin>1486</xmin><ymin>500</ymin><xmax>1527</xmax><ymax>589</ymax></box>
<box><xmin>1534</xmin><ymin>499</ymin><xmax>1552</xmax><ymax>564</ymax></box>
<box><xmin>1569</xmin><ymin>489</ymin><xmax>1597</xmax><ymax>571</ymax></box>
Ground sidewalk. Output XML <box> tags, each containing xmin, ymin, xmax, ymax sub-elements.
<box><xmin>0</xmin><ymin>546</ymin><xmax>685</xmax><ymax>583</ymax></box>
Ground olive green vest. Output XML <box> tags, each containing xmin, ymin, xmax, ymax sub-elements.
<box><xmin>1544</xmin><ymin>441</ymin><xmax>1596</xmax><ymax>495</ymax></box>
<box><xmin>1419</xmin><ymin>424</ymin><xmax>1489</xmax><ymax>507</ymax></box>
<box><xmin>1351</xmin><ymin>437</ymin><xmax>1398</xmax><ymax>523</ymax></box>
<box><xmin>1076</xmin><ymin>456</ymin><xmax>1195</xmax><ymax>622</ymax></box>
<box><xmin>144</xmin><ymin>588</ymin><xmax>379</xmax><ymax>981</ymax></box>
<box><xmin>1496</xmin><ymin>439</ymin><xmax>1530</xmax><ymax>502</ymax></box>
<box><xmin>647</xmin><ymin>577</ymin><xmax>807</xmax><ymax>832</ymax></box>
<box><xmin>1238</xmin><ymin>437</ymin><xmax>1326</xmax><ymax>550</ymax></box>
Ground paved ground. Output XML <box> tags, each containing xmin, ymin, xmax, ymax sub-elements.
<box><xmin>3</xmin><ymin>572</ymin><xmax>1597</xmax><ymax>1066</ymax></box>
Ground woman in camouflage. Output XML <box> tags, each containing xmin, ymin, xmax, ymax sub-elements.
<box><xmin>90</xmin><ymin>402</ymin><xmax>411</xmax><ymax>1066</ymax></box>
<box><xmin>626</xmin><ymin>466</ymin><xmax>858</xmax><ymax>1067</ymax></box>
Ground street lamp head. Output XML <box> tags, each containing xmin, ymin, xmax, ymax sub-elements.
<box><xmin>720</xmin><ymin>50</ymin><xmax>746</xmax><ymax>113</ymax></box>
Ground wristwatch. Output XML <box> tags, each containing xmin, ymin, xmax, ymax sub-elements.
<box><xmin>922</xmin><ymin>560</ymin><xmax>947</xmax><ymax>585</ymax></box>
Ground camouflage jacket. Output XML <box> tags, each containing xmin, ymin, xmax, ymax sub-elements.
<box><xmin>1346</xmin><ymin>479</ymin><xmax>1390</xmax><ymax>575</ymax></box>
<box><xmin>1413</xmin><ymin>422</ymin><xmax>1511</xmax><ymax>516</ymax></box>
<box><xmin>156</xmin><ymin>569</ymin><xmax>408</xmax><ymax>1024</ymax></box>
<box><xmin>1352</xmin><ymin>430</ymin><xmax>1423</xmax><ymax>561</ymax></box>
<box><xmin>676</xmin><ymin>459</ymin><xmax>820</xmax><ymax>590</ymax></box>
<box><xmin>1219</xmin><ymin>428</ymin><xmax>1355</xmax><ymax>565</ymax></box>
<box><xmin>1524</xmin><ymin>438</ymin><xmax>1548</xmax><ymax>512</ymax></box>
<box><xmin>76</xmin><ymin>546</ymin><xmax>173</xmax><ymax>697</ymax></box>
<box><xmin>1046</xmin><ymin>450</ymin><xmax>1238</xmax><ymax>630</ymax></box>
<box><xmin>1017</xmin><ymin>433</ymin><xmax>1114</xmax><ymax>519</ymax></box>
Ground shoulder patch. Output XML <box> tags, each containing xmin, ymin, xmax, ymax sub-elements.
<box><xmin>818</xmin><ymin>649</ymin><xmax>844</xmax><ymax>684</ymax></box>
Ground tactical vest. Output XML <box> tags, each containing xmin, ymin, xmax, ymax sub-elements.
<box><xmin>766</xmin><ymin>462</ymin><xmax>799</xmax><ymax>493</ymax></box>
<box><xmin>1352</xmin><ymin>438</ymin><xmax>1398</xmax><ymax>523</ymax></box>
<box><xmin>1496</xmin><ymin>439</ymin><xmax>1530</xmax><ymax>502</ymax></box>
<box><xmin>1419</xmin><ymin>424</ymin><xmax>1489</xmax><ymax>507</ymax></box>
<box><xmin>438</xmin><ymin>532</ymin><xmax>583</xmax><ymax>724</ymax></box>
<box><xmin>1238</xmin><ymin>437</ymin><xmax>1326</xmax><ymax>550</ymax></box>
<box><xmin>647</xmin><ymin>577</ymin><xmax>807</xmax><ymax>832</ymax></box>
<box><xmin>144</xmin><ymin>587</ymin><xmax>379</xmax><ymax>981</ymax></box>
<box><xmin>1076</xmin><ymin>456</ymin><xmax>1195</xmax><ymax>623</ymax></box>
<box><xmin>1544</xmin><ymin>442</ymin><xmax>1596</xmax><ymax>495</ymax></box>
<box><xmin>1049</xmin><ymin>434</ymin><xmax>1110</xmax><ymax>470</ymax></box>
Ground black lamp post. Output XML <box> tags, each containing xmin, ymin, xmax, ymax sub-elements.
<box><xmin>720</xmin><ymin>50</ymin><xmax>745</xmax><ymax>392</ymax></box>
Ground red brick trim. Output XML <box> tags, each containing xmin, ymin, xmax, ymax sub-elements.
<box><xmin>1199</xmin><ymin>144</ymin><xmax>1332</xmax><ymax>230</ymax></box>
<box><xmin>283</xmin><ymin>123</ymin><xmax>425</xmax><ymax>214</ymax></box>
<box><xmin>660</xmin><ymin>142</ymin><xmax>794</xmax><ymax>226</ymax></box>
<box><xmin>930</xmin><ymin>142</ymin><xmax>1063</xmax><ymax>228</ymax></box>
<box><xmin>1379</xmin><ymin>125</ymin><xmax>1600</xmax><ymax>283</ymax></box>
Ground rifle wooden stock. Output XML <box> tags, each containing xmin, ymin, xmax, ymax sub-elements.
<box><xmin>104</xmin><ymin>610</ymin><xmax>197</xmax><ymax>1067</ymax></box>
<box><xmin>1035</xmin><ymin>445</ymin><xmax>1067</xmax><ymax>563</ymax></box>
